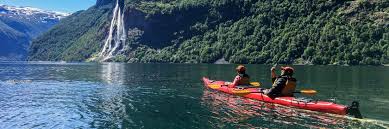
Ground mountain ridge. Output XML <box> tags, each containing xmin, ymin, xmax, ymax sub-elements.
<box><xmin>0</xmin><ymin>5</ymin><xmax>68</xmax><ymax>60</ymax></box>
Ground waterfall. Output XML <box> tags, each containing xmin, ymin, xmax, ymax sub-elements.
<box><xmin>98</xmin><ymin>0</ymin><xmax>127</xmax><ymax>61</ymax></box>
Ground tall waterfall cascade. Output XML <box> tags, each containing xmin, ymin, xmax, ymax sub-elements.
<box><xmin>98</xmin><ymin>0</ymin><xmax>127</xmax><ymax>61</ymax></box>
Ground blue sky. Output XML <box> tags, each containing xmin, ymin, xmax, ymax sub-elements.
<box><xmin>0</xmin><ymin>0</ymin><xmax>96</xmax><ymax>13</ymax></box>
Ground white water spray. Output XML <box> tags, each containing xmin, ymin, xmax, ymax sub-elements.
<box><xmin>98</xmin><ymin>0</ymin><xmax>127</xmax><ymax>61</ymax></box>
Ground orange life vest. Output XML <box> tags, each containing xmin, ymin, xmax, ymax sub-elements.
<box><xmin>281</xmin><ymin>77</ymin><xmax>297</xmax><ymax>96</ymax></box>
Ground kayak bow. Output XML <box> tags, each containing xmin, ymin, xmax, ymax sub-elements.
<box><xmin>202</xmin><ymin>77</ymin><xmax>362</xmax><ymax>118</ymax></box>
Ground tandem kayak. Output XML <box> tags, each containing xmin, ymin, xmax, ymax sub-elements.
<box><xmin>202</xmin><ymin>77</ymin><xmax>363</xmax><ymax>118</ymax></box>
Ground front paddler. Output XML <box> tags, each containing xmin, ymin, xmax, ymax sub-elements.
<box><xmin>228</xmin><ymin>65</ymin><xmax>250</xmax><ymax>88</ymax></box>
<box><xmin>265</xmin><ymin>66</ymin><xmax>297</xmax><ymax>99</ymax></box>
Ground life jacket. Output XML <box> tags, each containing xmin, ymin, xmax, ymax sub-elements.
<box><xmin>281</xmin><ymin>77</ymin><xmax>297</xmax><ymax>96</ymax></box>
<box><xmin>237</xmin><ymin>74</ymin><xmax>250</xmax><ymax>85</ymax></box>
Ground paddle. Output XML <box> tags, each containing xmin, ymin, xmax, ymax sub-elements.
<box><xmin>208</xmin><ymin>81</ymin><xmax>261</xmax><ymax>89</ymax></box>
<box><xmin>208</xmin><ymin>84</ymin><xmax>225</xmax><ymax>89</ymax></box>
<box><xmin>208</xmin><ymin>82</ymin><xmax>317</xmax><ymax>96</ymax></box>
<box><xmin>250</xmin><ymin>82</ymin><xmax>260</xmax><ymax>87</ymax></box>
<box><xmin>232</xmin><ymin>89</ymin><xmax>317</xmax><ymax>96</ymax></box>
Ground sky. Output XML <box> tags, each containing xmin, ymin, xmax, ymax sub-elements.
<box><xmin>0</xmin><ymin>0</ymin><xmax>96</xmax><ymax>13</ymax></box>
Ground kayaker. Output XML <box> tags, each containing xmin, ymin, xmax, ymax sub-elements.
<box><xmin>265</xmin><ymin>66</ymin><xmax>297</xmax><ymax>99</ymax></box>
<box><xmin>228</xmin><ymin>65</ymin><xmax>250</xmax><ymax>88</ymax></box>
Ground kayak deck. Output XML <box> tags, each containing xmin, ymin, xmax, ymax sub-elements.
<box><xmin>202</xmin><ymin>77</ymin><xmax>362</xmax><ymax>118</ymax></box>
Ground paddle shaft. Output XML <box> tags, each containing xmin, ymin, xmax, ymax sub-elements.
<box><xmin>232</xmin><ymin>91</ymin><xmax>315</xmax><ymax>94</ymax></box>
<box><xmin>245</xmin><ymin>91</ymin><xmax>304</xmax><ymax>94</ymax></box>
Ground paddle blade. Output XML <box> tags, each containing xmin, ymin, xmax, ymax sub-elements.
<box><xmin>300</xmin><ymin>89</ymin><xmax>317</xmax><ymax>96</ymax></box>
<box><xmin>231</xmin><ymin>89</ymin><xmax>252</xmax><ymax>94</ymax></box>
<box><xmin>250</xmin><ymin>82</ymin><xmax>261</xmax><ymax>87</ymax></box>
<box><xmin>208</xmin><ymin>84</ymin><xmax>221</xmax><ymax>89</ymax></box>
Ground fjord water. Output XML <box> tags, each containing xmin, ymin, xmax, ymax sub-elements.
<box><xmin>0</xmin><ymin>62</ymin><xmax>388</xmax><ymax>128</ymax></box>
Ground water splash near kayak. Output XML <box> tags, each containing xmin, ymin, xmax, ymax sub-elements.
<box><xmin>98</xmin><ymin>0</ymin><xmax>127</xmax><ymax>62</ymax></box>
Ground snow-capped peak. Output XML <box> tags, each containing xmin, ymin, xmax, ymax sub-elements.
<box><xmin>0</xmin><ymin>5</ymin><xmax>70</xmax><ymax>20</ymax></box>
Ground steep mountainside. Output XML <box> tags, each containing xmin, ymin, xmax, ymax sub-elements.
<box><xmin>29</xmin><ymin>0</ymin><xmax>389</xmax><ymax>65</ymax></box>
<box><xmin>0</xmin><ymin>5</ymin><xmax>68</xmax><ymax>60</ymax></box>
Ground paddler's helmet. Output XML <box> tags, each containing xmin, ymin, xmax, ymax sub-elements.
<box><xmin>236</xmin><ymin>65</ymin><xmax>246</xmax><ymax>73</ymax></box>
<box><xmin>281</xmin><ymin>66</ymin><xmax>294</xmax><ymax>76</ymax></box>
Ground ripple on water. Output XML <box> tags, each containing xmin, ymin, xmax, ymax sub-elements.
<box><xmin>1</xmin><ymin>62</ymin><xmax>389</xmax><ymax>129</ymax></box>
<box><xmin>0</xmin><ymin>80</ymin><xmax>102</xmax><ymax>129</ymax></box>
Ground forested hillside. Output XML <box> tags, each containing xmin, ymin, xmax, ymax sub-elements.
<box><xmin>29</xmin><ymin>0</ymin><xmax>389</xmax><ymax>65</ymax></box>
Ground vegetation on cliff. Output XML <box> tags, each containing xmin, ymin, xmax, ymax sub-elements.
<box><xmin>29</xmin><ymin>0</ymin><xmax>389</xmax><ymax>65</ymax></box>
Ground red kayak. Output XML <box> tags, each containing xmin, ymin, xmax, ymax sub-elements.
<box><xmin>202</xmin><ymin>77</ymin><xmax>362</xmax><ymax>118</ymax></box>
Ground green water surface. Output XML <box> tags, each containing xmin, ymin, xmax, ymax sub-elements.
<box><xmin>0</xmin><ymin>62</ymin><xmax>388</xmax><ymax>128</ymax></box>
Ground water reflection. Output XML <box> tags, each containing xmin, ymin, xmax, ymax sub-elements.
<box><xmin>99</xmin><ymin>63</ymin><xmax>126</xmax><ymax>85</ymax></box>
<box><xmin>90</xmin><ymin>63</ymin><xmax>131</xmax><ymax>128</ymax></box>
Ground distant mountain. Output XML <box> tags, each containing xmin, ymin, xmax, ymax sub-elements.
<box><xmin>29</xmin><ymin>0</ymin><xmax>389</xmax><ymax>65</ymax></box>
<box><xmin>0</xmin><ymin>5</ymin><xmax>69</xmax><ymax>60</ymax></box>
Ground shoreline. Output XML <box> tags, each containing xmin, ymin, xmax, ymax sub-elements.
<box><xmin>1</xmin><ymin>60</ymin><xmax>387</xmax><ymax>66</ymax></box>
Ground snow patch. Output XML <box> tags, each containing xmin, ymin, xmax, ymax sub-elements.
<box><xmin>0</xmin><ymin>5</ymin><xmax>69</xmax><ymax>20</ymax></box>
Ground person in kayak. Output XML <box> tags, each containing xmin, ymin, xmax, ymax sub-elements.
<box><xmin>228</xmin><ymin>65</ymin><xmax>250</xmax><ymax>88</ymax></box>
<box><xmin>265</xmin><ymin>66</ymin><xmax>297</xmax><ymax>99</ymax></box>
